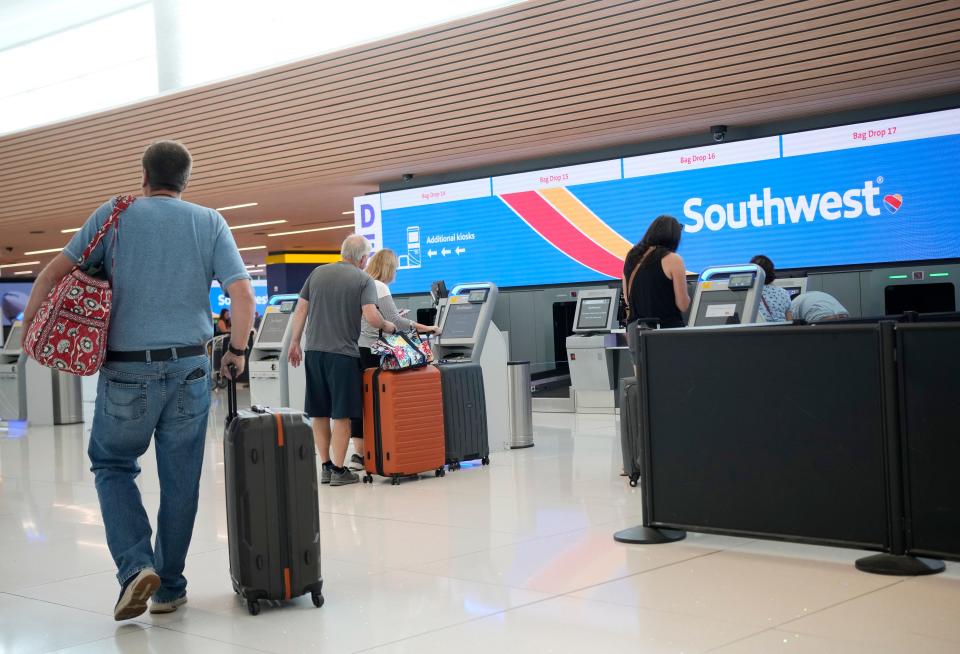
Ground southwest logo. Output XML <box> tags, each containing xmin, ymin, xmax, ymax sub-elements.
<box><xmin>682</xmin><ymin>180</ymin><xmax>904</xmax><ymax>233</ymax></box>
<box><xmin>884</xmin><ymin>193</ymin><xmax>903</xmax><ymax>213</ymax></box>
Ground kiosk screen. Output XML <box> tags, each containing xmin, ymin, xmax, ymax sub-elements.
<box><xmin>257</xmin><ymin>312</ymin><xmax>290</xmax><ymax>346</ymax></box>
<box><xmin>695</xmin><ymin>292</ymin><xmax>745</xmax><ymax>326</ymax></box>
<box><xmin>3</xmin><ymin>323</ymin><xmax>22</xmax><ymax>355</ymax></box>
<box><xmin>885</xmin><ymin>283</ymin><xmax>956</xmax><ymax>315</ymax></box>
<box><xmin>782</xmin><ymin>286</ymin><xmax>803</xmax><ymax>300</ymax></box>
<box><xmin>442</xmin><ymin>302</ymin><xmax>482</xmax><ymax>339</ymax></box>
<box><xmin>576</xmin><ymin>298</ymin><xmax>611</xmax><ymax>330</ymax></box>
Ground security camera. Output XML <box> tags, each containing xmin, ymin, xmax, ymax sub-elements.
<box><xmin>401</xmin><ymin>173</ymin><xmax>414</xmax><ymax>182</ymax></box>
<box><xmin>711</xmin><ymin>125</ymin><xmax>728</xmax><ymax>143</ymax></box>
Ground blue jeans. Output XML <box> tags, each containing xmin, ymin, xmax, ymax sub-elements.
<box><xmin>88</xmin><ymin>355</ymin><xmax>210</xmax><ymax>602</ymax></box>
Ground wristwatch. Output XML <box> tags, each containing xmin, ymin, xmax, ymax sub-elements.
<box><xmin>227</xmin><ymin>343</ymin><xmax>246</xmax><ymax>356</ymax></box>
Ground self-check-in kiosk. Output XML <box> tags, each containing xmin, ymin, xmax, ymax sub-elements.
<box><xmin>249</xmin><ymin>299</ymin><xmax>297</xmax><ymax>408</ymax></box>
<box><xmin>280</xmin><ymin>300</ymin><xmax>306</xmax><ymax>412</ymax></box>
<box><xmin>1</xmin><ymin>321</ymin><xmax>83</xmax><ymax>426</ymax></box>
<box><xmin>433</xmin><ymin>282</ymin><xmax>510</xmax><ymax>450</ymax></box>
<box><xmin>0</xmin><ymin>322</ymin><xmax>27</xmax><ymax>422</ymax></box>
<box><xmin>688</xmin><ymin>264</ymin><xmax>766</xmax><ymax>327</ymax></box>
<box><xmin>433</xmin><ymin>283</ymin><xmax>499</xmax><ymax>363</ymax></box>
<box><xmin>565</xmin><ymin>288</ymin><xmax>626</xmax><ymax>413</ymax></box>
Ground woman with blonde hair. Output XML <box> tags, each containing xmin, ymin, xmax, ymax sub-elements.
<box><xmin>349</xmin><ymin>248</ymin><xmax>440</xmax><ymax>468</ymax></box>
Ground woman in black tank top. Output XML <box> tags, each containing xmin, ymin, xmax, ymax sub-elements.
<box><xmin>623</xmin><ymin>215</ymin><xmax>690</xmax><ymax>329</ymax></box>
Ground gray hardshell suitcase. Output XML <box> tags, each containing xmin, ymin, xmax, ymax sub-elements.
<box><xmin>619</xmin><ymin>377</ymin><xmax>642</xmax><ymax>487</ymax></box>
<box><xmin>438</xmin><ymin>363</ymin><xmax>490</xmax><ymax>470</ymax></box>
<box><xmin>223</xmin><ymin>375</ymin><xmax>324</xmax><ymax>616</ymax></box>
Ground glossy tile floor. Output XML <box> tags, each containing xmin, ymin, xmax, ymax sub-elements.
<box><xmin>1</xmin><ymin>390</ymin><xmax>958</xmax><ymax>653</ymax></box>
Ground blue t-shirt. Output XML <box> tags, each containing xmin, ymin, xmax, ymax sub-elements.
<box><xmin>64</xmin><ymin>196</ymin><xmax>249</xmax><ymax>351</ymax></box>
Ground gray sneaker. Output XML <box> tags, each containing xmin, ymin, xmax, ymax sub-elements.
<box><xmin>349</xmin><ymin>453</ymin><xmax>365</xmax><ymax>471</ymax></box>
<box><xmin>330</xmin><ymin>468</ymin><xmax>360</xmax><ymax>487</ymax></box>
<box><xmin>321</xmin><ymin>465</ymin><xmax>332</xmax><ymax>484</ymax></box>
<box><xmin>150</xmin><ymin>594</ymin><xmax>187</xmax><ymax>614</ymax></box>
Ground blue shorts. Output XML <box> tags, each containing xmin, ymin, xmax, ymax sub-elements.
<box><xmin>304</xmin><ymin>351</ymin><xmax>362</xmax><ymax>419</ymax></box>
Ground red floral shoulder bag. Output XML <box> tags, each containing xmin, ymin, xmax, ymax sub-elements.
<box><xmin>23</xmin><ymin>195</ymin><xmax>135</xmax><ymax>376</ymax></box>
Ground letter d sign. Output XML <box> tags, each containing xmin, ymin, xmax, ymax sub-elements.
<box><xmin>360</xmin><ymin>203</ymin><xmax>376</xmax><ymax>228</ymax></box>
<box><xmin>353</xmin><ymin>194</ymin><xmax>383</xmax><ymax>253</ymax></box>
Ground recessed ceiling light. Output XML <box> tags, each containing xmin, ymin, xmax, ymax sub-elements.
<box><xmin>229</xmin><ymin>220</ymin><xmax>286</xmax><ymax>231</ymax></box>
<box><xmin>237</xmin><ymin>245</ymin><xmax>267</xmax><ymax>251</ymax></box>
<box><xmin>24</xmin><ymin>247</ymin><xmax>63</xmax><ymax>255</ymax></box>
<box><xmin>267</xmin><ymin>223</ymin><xmax>354</xmax><ymax>237</ymax></box>
<box><xmin>341</xmin><ymin>210</ymin><xmax>354</xmax><ymax>215</ymax></box>
<box><xmin>61</xmin><ymin>227</ymin><xmax>82</xmax><ymax>233</ymax></box>
<box><xmin>0</xmin><ymin>261</ymin><xmax>41</xmax><ymax>269</ymax></box>
<box><xmin>13</xmin><ymin>270</ymin><xmax>33</xmax><ymax>276</ymax></box>
<box><xmin>216</xmin><ymin>202</ymin><xmax>258</xmax><ymax>211</ymax></box>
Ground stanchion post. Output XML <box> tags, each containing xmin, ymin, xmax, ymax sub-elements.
<box><xmin>614</xmin><ymin>324</ymin><xmax>686</xmax><ymax>545</ymax></box>
<box><xmin>855</xmin><ymin>321</ymin><xmax>943</xmax><ymax>575</ymax></box>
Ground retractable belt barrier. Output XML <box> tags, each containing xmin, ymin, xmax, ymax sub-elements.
<box><xmin>615</xmin><ymin>317</ymin><xmax>960</xmax><ymax>576</ymax></box>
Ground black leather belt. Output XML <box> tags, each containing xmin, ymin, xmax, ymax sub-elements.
<box><xmin>106</xmin><ymin>345</ymin><xmax>206</xmax><ymax>363</ymax></box>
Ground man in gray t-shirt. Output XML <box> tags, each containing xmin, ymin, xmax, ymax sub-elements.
<box><xmin>287</xmin><ymin>235</ymin><xmax>395</xmax><ymax>486</ymax></box>
<box><xmin>791</xmin><ymin>291</ymin><xmax>850</xmax><ymax>322</ymax></box>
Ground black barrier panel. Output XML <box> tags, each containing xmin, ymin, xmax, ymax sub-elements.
<box><xmin>898</xmin><ymin>323</ymin><xmax>960</xmax><ymax>561</ymax></box>
<box><xmin>640</xmin><ymin>325</ymin><xmax>889</xmax><ymax>549</ymax></box>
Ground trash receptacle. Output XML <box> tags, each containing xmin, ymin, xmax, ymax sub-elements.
<box><xmin>52</xmin><ymin>369</ymin><xmax>83</xmax><ymax>425</ymax></box>
<box><xmin>507</xmin><ymin>361</ymin><xmax>533</xmax><ymax>449</ymax></box>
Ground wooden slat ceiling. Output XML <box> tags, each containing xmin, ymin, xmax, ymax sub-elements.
<box><xmin>2</xmin><ymin>0</ymin><xmax>959</xmax><ymax>270</ymax></box>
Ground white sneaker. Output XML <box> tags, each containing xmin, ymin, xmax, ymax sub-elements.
<box><xmin>150</xmin><ymin>595</ymin><xmax>187</xmax><ymax>614</ymax></box>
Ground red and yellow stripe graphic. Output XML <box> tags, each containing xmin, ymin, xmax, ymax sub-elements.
<box><xmin>500</xmin><ymin>187</ymin><xmax>632</xmax><ymax>279</ymax></box>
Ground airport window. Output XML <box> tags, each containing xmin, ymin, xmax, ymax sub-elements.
<box><xmin>0</xmin><ymin>0</ymin><xmax>519</xmax><ymax>136</ymax></box>
<box><xmin>0</xmin><ymin>4</ymin><xmax>157</xmax><ymax>136</ymax></box>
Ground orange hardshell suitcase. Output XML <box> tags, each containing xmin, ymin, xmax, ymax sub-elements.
<box><xmin>361</xmin><ymin>366</ymin><xmax>446</xmax><ymax>485</ymax></box>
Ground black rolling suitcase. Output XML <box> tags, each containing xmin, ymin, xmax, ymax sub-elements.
<box><xmin>619</xmin><ymin>377</ymin><xmax>642</xmax><ymax>487</ymax></box>
<box><xmin>223</xmin><ymin>372</ymin><xmax>324</xmax><ymax>616</ymax></box>
<box><xmin>437</xmin><ymin>363</ymin><xmax>490</xmax><ymax>470</ymax></box>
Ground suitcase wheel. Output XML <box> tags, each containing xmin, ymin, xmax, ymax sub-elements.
<box><xmin>435</xmin><ymin>467</ymin><xmax>445</xmax><ymax>478</ymax></box>
<box><xmin>362</xmin><ymin>474</ymin><xmax>373</xmax><ymax>484</ymax></box>
<box><xmin>312</xmin><ymin>592</ymin><xmax>324</xmax><ymax>608</ymax></box>
<box><xmin>391</xmin><ymin>476</ymin><xmax>400</xmax><ymax>486</ymax></box>
<box><xmin>629</xmin><ymin>474</ymin><xmax>639</xmax><ymax>488</ymax></box>
<box><xmin>481</xmin><ymin>457</ymin><xmax>490</xmax><ymax>466</ymax></box>
<box><xmin>247</xmin><ymin>600</ymin><xmax>261</xmax><ymax>616</ymax></box>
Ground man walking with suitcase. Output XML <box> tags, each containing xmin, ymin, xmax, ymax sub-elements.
<box><xmin>20</xmin><ymin>141</ymin><xmax>254</xmax><ymax>620</ymax></box>
<box><xmin>287</xmin><ymin>235</ymin><xmax>395</xmax><ymax>486</ymax></box>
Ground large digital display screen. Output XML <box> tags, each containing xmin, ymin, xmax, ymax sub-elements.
<box><xmin>356</xmin><ymin>109</ymin><xmax>960</xmax><ymax>295</ymax></box>
<box><xmin>1</xmin><ymin>281</ymin><xmax>32</xmax><ymax>327</ymax></box>
<box><xmin>210</xmin><ymin>280</ymin><xmax>268</xmax><ymax>315</ymax></box>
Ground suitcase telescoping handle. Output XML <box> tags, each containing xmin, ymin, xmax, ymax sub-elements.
<box><xmin>226</xmin><ymin>364</ymin><xmax>238</xmax><ymax>420</ymax></box>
